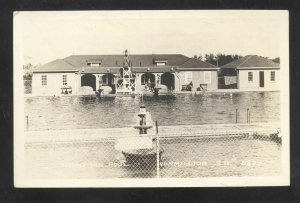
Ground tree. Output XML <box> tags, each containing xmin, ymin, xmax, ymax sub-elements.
<box><xmin>202</xmin><ymin>53</ymin><xmax>243</xmax><ymax>66</ymax></box>
<box><xmin>23</xmin><ymin>63</ymin><xmax>41</xmax><ymax>80</ymax></box>
<box><xmin>272</xmin><ymin>57</ymin><xmax>280</xmax><ymax>63</ymax></box>
<box><xmin>198</xmin><ymin>54</ymin><xmax>203</xmax><ymax>61</ymax></box>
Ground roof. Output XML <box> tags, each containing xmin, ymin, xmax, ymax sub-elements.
<box><xmin>72</xmin><ymin>66</ymin><xmax>175</xmax><ymax>74</ymax></box>
<box><xmin>33</xmin><ymin>59</ymin><xmax>77</xmax><ymax>72</ymax></box>
<box><xmin>34</xmin><ymin>54</ymin><xmax>222</xmax><ymax>73</ymax></box>
<box><xmin>64</xmin><ymin>54</ymin><xmax>189</xmax><ymax>67</ymax></box>
<box><xmin>177</xmin><ymin>58</ymin><xmax>219</xmax><ymax>70</ymax></box>
<box><xmin>221</xmin><ymin>55</ymin><xmax>280</xmax><ymax>70</ymax></box>
<box><xmin>34</xmin><ymin>54</ymin><xmax>191</xmax><ymax>73</ymax></box>
<box><xmin>82</xmin><ymin>67</ymin><xmax>120</xmax><ymax>74</ymax></box>
<box><xmin>132</xmin><ymin>66</ymin><xmax>175</xmax><ymax>73</ymax></box>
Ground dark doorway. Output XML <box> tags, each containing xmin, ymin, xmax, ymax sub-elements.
<box><xmin>102</xmin><ymin>73</ymin><xmax>115</xmax><ymax>86</ymax></box>
<box><xmin>259</xmin><ymin>71</ymin><xmax>264</xmax><ymax>88</ymax></box>
<box><xmin>161</xmin><ymin>72</ymin><xmax>175</xmax><ymax>90</ymax></box>
<box><xmin>102</xmin><ymin>73</ymin><xmax>116</xmax><ymax>93</ymax></box>
<box><xmin>141</xmin><ymin>73</ymin><xmax>155</xmax><ymax>88</ymax></box>
<box><xmin>81</xmin><ymin>74</ymin><xmax>96</xmax><ymax>91</ymax></box>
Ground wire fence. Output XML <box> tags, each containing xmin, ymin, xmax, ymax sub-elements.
<box><xmin>25</xmin><ymin>125</ymin><xmax>282</xmax><ymax>179</ymax></box>
<box><xmin>92</xmin><ymin>128</ymin><xmax>282</xmax><ymax>178</ymax></box>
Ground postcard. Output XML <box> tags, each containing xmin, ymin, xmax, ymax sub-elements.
<box><xmin>14</xmin><ymin>10</ymin><xmax>289</xmax><ymax>187</ymax></box>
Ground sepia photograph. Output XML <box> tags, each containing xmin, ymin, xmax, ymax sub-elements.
<box><xmin>14</xmin><ymin>10</ymin><xmax>289</xmax><ymax>187</ymax></box>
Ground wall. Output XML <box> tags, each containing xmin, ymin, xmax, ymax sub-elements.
<box><xmin>238</xmin><ymin>69</ymin><xmax>280</xmax><ymax>91</ymax></box>
<box><xmin>177</xmin><ymin>70</ymin><xmax>218</xmax><ymax>91</ymax></box>
<box><xmin>32</xmin><ymin>72</ymin><xmax>78</xmax><ymax>96</ymax></box>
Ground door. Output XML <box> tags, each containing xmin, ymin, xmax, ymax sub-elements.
<box><xmin>259</xmin><ymin>71</ymin><xmax>264</xmax><ymax>88</ymax></box>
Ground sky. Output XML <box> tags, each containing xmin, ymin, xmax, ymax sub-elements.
<box><xmin>14</xmin><ymin>11</ymin><xmax>288</xmax><ymax>65</ymax></box>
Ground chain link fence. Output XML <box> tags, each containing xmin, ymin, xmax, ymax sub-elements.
<box><xmin>86</xmin><ymin>128</ymin><xmax>281</xmax><ymax>178</ymax></box>
<box><xmin>25</xmin><ymin>126</ymin><xmax>282</xmax><ymax>179</ymax></box>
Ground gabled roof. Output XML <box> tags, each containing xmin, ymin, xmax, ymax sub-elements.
<box><xmin>177</xmin><ymin>58</ymin><xmax>219</xmax><ymax>70</ymax></box>
<box><xmin>221</xmin><ymin>55</ymin><xmax>280</xmax><ymax>69</ymax></box>
<box><xmin>33</xmin><ymin>59</ymin><xmax>77</xmax><ymax>72</ymax></box>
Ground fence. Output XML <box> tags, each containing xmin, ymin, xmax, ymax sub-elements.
<box><xmin>108</xmin><ymin>127</ymin><xmax>281</xmax><ymax>178</ymax></box>
<box><xmin>24</xmin><ymin>124</ymin><xmax>281</xmax><ymax>179</ymax></box>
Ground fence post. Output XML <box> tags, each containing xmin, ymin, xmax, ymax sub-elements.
<box><xmin>247</xmin><ymin>108</ymin><xmax>249</xmax><ymax>123</ymax></box>
<box><xmin>236</xmin><ymin>109</ymin><xmax>238</xmax><ymax>124</ymax></box>
<box><xmin>26</xmin><ymin>115</ymin><xmax>29</xmax><ymax>130</ymax></box>
<box><xmin>249</xmin><ymin>111</ymin><xmax>251</xmax><ymax>123</ymax></box>
<box><xmin>156</xmin><ymin>120</ymin><xmax>160</xmax><ymax>178</ymax></box>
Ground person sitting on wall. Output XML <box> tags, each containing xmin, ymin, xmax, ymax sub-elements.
<box><xmin>144</xmin><ymin>82</ymin><xmax>149</xmax><ymax>90</ymax></box>
<box><xmin>187</xmin><ymin>81</ymin><xmax>193</xmax><ymax>91</ymax></box>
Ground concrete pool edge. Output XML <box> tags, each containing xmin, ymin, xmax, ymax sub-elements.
<box><xmin>24</xmin><ymin>122</ymin><xmax>280</xmax><ymax>144</ymax></box>
<box><xmin>23</xmin><ymin>89</ymin><xmax>280</xmax><ymax>98</ymax></box>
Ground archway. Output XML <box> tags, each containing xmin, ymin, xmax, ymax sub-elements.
<box><xmin>102</xmin><ymin>73</ymin><xmax>116</xmax><ymax>93</ymax></box>
<box><xmin>141</xmin><ymin>73</ymin><xmax>155</xmax><ymax>89</ymax></box>
<box><xmin>81</xmin><ymin>74</ymin><xmax>96</xmax><ymax>91</ymax></box>
<box><xmin>161</xmin><ymin>72</ymin><xmax>175</xmax><ymax>90</ymax></box>
<box><xmin>102</xmin><ymin>73</ymin><xmax>115</xmax><ymax>86</ymax></box>
<box><xmin>119</xmin><ymin>68</ymin><xmax>124</xmax><ymax>78</ymax></box>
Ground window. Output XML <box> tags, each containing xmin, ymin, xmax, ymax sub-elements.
<box><xmin>62</xmin><ymin>75</ymin><xmax>67</xmax><ymax>85</ymax></box>
<box><xmin>270</xmin><ymin>71</ymin><xmax>276</xmax><ymax>81</ymax></box>
<box><xmin>248</xmin><ymin>72</ymin><xmax>253</xmax><ymax>82</ymax></box>
<box><xmin>204</xmin><ymin>71</ymin><xmax>211</xmax><ymax>84</ymax></box>
<box><xmin>87</xmin><ymin>60</ymin><xmax>102</xmax><ymax>66</ymax></box>
<box><xmin>90</xmin><ymin>63</ymin><xmax>100</xmax><ymax>67</ymax></box>
<box><xmin>185</xmin><ymin>72</ymin><xmax>193</xmax><ymax>84</ymax></box>
<box><xmin>156</xmin><ymin>62</ymin><xmax>166</xmax><ymax>66</ymax></box>
<box><xmin>154</xmin><ymin>59</ymin><xmax>167</xmax><ymax>66</ymax></box>
<box><xmin>41</xmin><ymin>75</ymin><xmax>47</xmax><ymax>86</ymax></box>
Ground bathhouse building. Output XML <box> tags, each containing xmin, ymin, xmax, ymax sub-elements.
<box><xmin>220</xmin><ymin>55</ymin><xmax>280</xmax><ymax>91</ymax></box>
<box><xmin>31</xmin><ymin>50</ymin><xmax>219</xmax><ymax>96</ymax></box>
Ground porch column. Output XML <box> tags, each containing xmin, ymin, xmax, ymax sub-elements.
<box><xmin>174</xmin><ymin>72</ymin><xmax>180</xmax><ymax>91</ymax></box>
<box><xmin>76</xmin><ymin>73</ymin><xmax>82</xmax><ymax>95</ymax></box>
<box><xmin>135</xmin><ymin>73</ymin><xmax>142</xmax><ymax>93</ymax></box>
<box><xmin>94</xmin><ymin>74</ymin><xmax>99</xmax><ymax>91</ymax></box>
<box><xmin>156</xmin><ymin>73</ymin><xmax>162</xmax><ymax>85</ymax></box>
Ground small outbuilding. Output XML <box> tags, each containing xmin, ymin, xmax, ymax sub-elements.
<box><xmin>220</xmin><ymin>55</ymin><xmax>280</xmax><ymax>91</ymax></box>
<box><xmin>176</xmin><ymin>58</ymin><xmax>219</xmax><ymax>91</ymax></box>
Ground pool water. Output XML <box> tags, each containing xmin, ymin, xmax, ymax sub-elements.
<box><xmin>24</xmin><ymin>92</ymin><xmax>280</xmax><ymax>130</ymax></box>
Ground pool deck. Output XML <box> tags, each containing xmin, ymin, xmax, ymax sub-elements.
<box><xmin>24</xmin><ymin>89</ymin><xmax>279</xmax><ymax>98</ymax></box>
<box><xmin>25</xmin><ymin>122</ymin><xmax>280</xmax><ymax>144</ymax></box>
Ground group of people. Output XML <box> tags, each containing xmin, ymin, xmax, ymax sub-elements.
<box><xmin>144</xmin><ymin>81</ymin><xmax>155</xmax><ymax>92</ymax></box>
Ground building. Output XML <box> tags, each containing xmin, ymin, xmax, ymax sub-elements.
<box><xmin>31</xmin><ymin>50</ymin><xmax>219</xmax><ymax>96</ymax></box>
<box><xmin>220</xmin><ymin>55</ymin><xmax>280</xmax><ymax>91</ymax></box>
<box><xmin>176</xmin><ymin>58</ymin><xmax>219</xmax><ymax>91</ymax></box>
